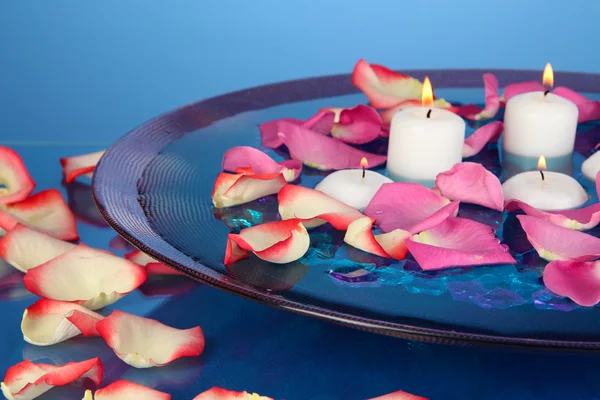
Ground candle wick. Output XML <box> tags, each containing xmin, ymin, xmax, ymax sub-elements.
<box><xmin>426</xmin><ymin>109</ymin><xmax>432</xmax><ymax>119</ymax></box>
<box><xmin>543</xmin><ymin>90</ymin><xmax>550</xmax><ymax>97</ymax></box>
<box><xmin>362</xmin><ymin>166</ymin><xmax>366</xmax><ymax>183</ymax></box>
<box><xmin>540</xmin><ymin>170</ymin><xmax>545</xmax><ymax>181</ymax></box>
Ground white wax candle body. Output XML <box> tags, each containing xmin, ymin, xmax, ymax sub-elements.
<box><xmin>502</xmin><ymin>171</ymin><xmax>587</xmax><ymax>211</ymax></box>
<box><xmin>315</xmin><ymin>169</ymin><xmax>392</xmax><ymax>210</ymax></box>
<box><xmin>582</xmin><ymin>151</ymin><xmax>600</xmax><ymax>182</ymax></box>
<box><xmin>387</xmin><ymin>107</ymin><xmax>466</xmax><ymax>181</ymax></box>
<box><xmin>503</xmin><ymin>92</ymin><xmax>579</xmax><ymax>158</ymax></box>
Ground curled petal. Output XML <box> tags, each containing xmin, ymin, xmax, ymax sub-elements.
<box><xmin>277</xmin><ymin>121</ymin><xmax>386</xmax><ymax>171</ymax></box>
<box><xmin>60</xmin><ymin>150</ymin><xmax>105</xmax><ymax>183</ymax></box>
<box><xmin>322</xmin><ymin>105</ymin><xmax>382</xmax><ymax>144</ymax></box>
<box><xmin>258</xmin><ymin>112</ymin><xmax>334</xmax><ymax>149</ymax></box>
<box><xmin>380</xmin><ymin>99</ymin><xmax>453</xmax><ymax>125</ymax></box>
<box><xmin>212</xmin><ymin>170</ymin><xmax>287</xmax><ymax>208</ymax></box>
<box><xmin>506</xmin><ymin>200</ymin><xmax>600</xmax><ymax>231</ymax></box>
<box><xmin>278</xmin><ymin>185</ymin><xmax>365</xmax><ymax>230</ymax></box>
<box><xmin>456</xmin><ymin>73</ymin><xmax>500</xmax><ymax>120</ymax></box>
<box><xmin>21</xmin><ymin>298</ymin><xmax>103</xmax><ymax>346</ymax></box>
<box><xmin>193</xmin><ymin>387</ymin><xmax>273</xmax><ymax>400</ymax></box>
<box><xmin>24</xmin><ymin>244</ymin><xmax>147</xmax><ymax>310</ymax></box>
<box><xmin>0</xmin><ymin>146</ymin><xmax>35</xmax><ymax>206</ymax></box>
<box><xmin>517</xmin><ymin>215</ymin><xmax>600</xmax><ymax>261</ymax></box>
<box><xmin>225</xmin><ymin>218</ymin><xmax>309</xmax><ymax>265</ymax></box>
<box><xmin>369</xmin><ymin>389</ymin><xmax>429</xmax><ymax>400</ymax></box>
<box><xmin>125</xmin><ymin>250</ymin><xmax>184</xmax><ymax>276</ymax></box>
<box><xmin>96</xmin><ymin>310</ymin><xmax>205</xmax><ymax>368</ymax></box>
<box><xmin>553</xmin><ymin>86</ymin><xmax>600</xmax><ymax>123</ymax></box>
<box><xmin>90</xmin><ymin>380</ymin><xmax>171</xmax><ymax>400</ymax></box>
<box><xmin>435</xmin><ymin>162</ymin><xmax>504</xmax><ymax>211</ymax></box>
<box><xmin>0</xmin><ymin>189</ymin><xmax>79</xmax><ymax>241</ymax></box>
<box><xmin>543</xmin><ymin>260</ymin><xmax>600</xmax><ymax>307</ymax></box>
<box><xmin>462</xmin><ymin>121</ymin><xmax>504</xmax><ymax>158</ymax></box>
<box><xmin>352</xmin><ymin>58</ymin><xmax>422</xmax><ymax>108</ymax></box>
<box><xmin>65</xmin><ymin>310</ymin><xmax>103</xmax><ymax>337</ymax></box>
<box><xmin>406</xmin><ymin>217</ymin><xmax>516</xmax><ymax>271</ymax></box>
<box><xmin>302</xmin><ymin>110</ymin><xmax>336</xmax><ymax>134</ymax></box>
<box><xmin>222</xmin><ymin>146</ymin><xmax>302</xmax><ymax>182</ymax></box>
<box><xmin>0</xmin><ymin>224</ymin><xmax>76</xmax><ymax>272</ymax></box>
<box><xmin>364</xmin><ymin>183</ymin><xmax>459</xmax><ymax>233</ymax></box>
<box><xmin>503</xmin><ymin>81</ymin><xmax>545</xmax><ymax>102</ymax></box>
<box><xmin>344</xmin><ymin>217</ymin><xmax>410</xmax><ymax>260</ymax></box>
<box><xmin>1</xmin><ymin>358</ymin><xmax>102</xmax><ymax>400</ymax></box>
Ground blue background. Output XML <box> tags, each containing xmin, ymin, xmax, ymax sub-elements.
<box><xmin>2</xmin><ymin>1</ymin><xmax>600</xmax><ymax>399</ymax></box>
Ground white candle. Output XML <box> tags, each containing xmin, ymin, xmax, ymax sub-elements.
<box><xmin>581</xmin><ymin>151</ymin><xmax>600</xmax><ymax>182</ymax></box>
<box><xmin>315</xmin><ymin>167</ymin><xmax>392</xmax><ymax>210</ymax></box>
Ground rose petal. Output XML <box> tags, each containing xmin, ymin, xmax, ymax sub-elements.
<box><xmin>506</xmin><ymin>200</ymin><xmax>600</xmax><ymax>231</ymax></box>
<box><xmin>277</xmin><ymin>121</ymin><xmax>386</xmax><ymax>171</ymax></box>
<box><xmin>221</xmin><ymin>146</ymin><xmax>302</xmax><ymax>182</ymax></box>
<box><xmin>259</xmin><ymin>118</ymin><xmax>303</xmax><ymax>149</ymax></box>
<box><xmin>364</xmin><ymin>182</ymin><xmax>459</xmax><ymax>233</ymax></box>
<box><xmin>543</xmin><ymin>260</ymin><xmax>600</xmax><ymax>307</ymax></box>
<box><xmin>456</xmin><ymin>74</ymin><xmax>500</xmax><ymax>120</ymax></box>
<box><xmin>96</xmin><ymin>310</ymin><xmax>204</xmax><ymax>368</ymax></box>
<box><xmin>0</xmin><ymin>224</ymin><xmax>76</xmax><ymax>272</ymax></box>
<box><xmin>462</xmin><ymin>121</ymin><xmax>504</xmax><ymax>158</ymax></box>
<box><xmin>321</xmin><ymin>105</ymin><xmax>382</xmax><ymax>144</ymax></box>
<box><xmin>380</xmin><ymin>99</ymin><xmax>453</xmax><ymax>125</ymax></box>
<box><xmin>517</xmin><ymin>215</ymin><xmax>600</xmax><ymax>261</ymax></box>
<box><xmin>21</xmin><ymin>299</ymin><xmax>103</xmax><ymax>346</ymax></box>
<box><xmin>553</xmin><ymin>86</ymin><xmax>600</xmax><ymax>123</ymax></box>
<box><xmin>302</xmin><ymin>110</ymin><xmax>336</xmax><ymax>134</ymax></box>
<box><xmin>278</xmin><ymin>185</ymin><xmax>365</xmax><ymax>230</ymax></box>
<box><xmin>406</xmin><ymin>217</ymin><xmax>516</xmax><ymax>270</ymax></box>
<box><xmin>352</xmin><ymin>59</ymin><xmax>423</xmax><ymax>108</ymax></box>
<box><xmin>23</xmin><ymin>244</ymin><xmax>147</xmax><ymax>310</ymax></box>
<box><xmin>65</xmin><ymin>310</ymin><xmax>103</xmax><ymax>337</ymax></box>
<box><xmin>344</xmin><ymin>217</ymin><xmax>410</xmax><ymax>260</ymax></box>
<box><xmin>503</xmin><ymin>81</ymin><xmax>545</xmax><ymax>102</ymax></box>
<box><xmin>64</xmin><ymin>181</ymin><xmax>109</xmax><ymax>228</ymax></box>
<box><xmin>212</xmin><ymin>170</ymin><xmax>287</xmax><ymax>208</ymax></box>
<box><xmin>193</xmin><ymin>387</ymin><xmax>273</xmax><ymax>400</ymax></box>
<box><xmin>60</xmin><ymin>150</ymin><xmax>105</xmax><ymax>184</ymax></box>
<box><xmin>369</xmin><ymin>389</ymin><xmax>429</xmax><ymax>400</ymax></box>
<box><xmin>435</xmin><ymin>162</ymin><xmax>504</xmax><ymax>211</ymax></box>
<box><xmin>89</xmin><ymin>380</ymin><xmax>171</xmax><ymax>400</ymax></box>
<box><xmin>225</xmin><ymin>218</ymin><xmax>309</xmax><ymax>265</ymax></box>
<box><xmin>0</xmin><ymin>189</ymin><xmax>79</xmax><ymax>241</ymax></box>
<box><xmin>1</xmin><ymin>358</ymin><xmax>102</xmax><ymax>400</ymax></box>
<box><xmin>0</xmin><ymin>146</ymin><xmax>36</xmax><ymax>206</ymax></box>
<box><xmin>124</xmin><ymin>250</ymin><xmax>184</xmax><ymax>276</ymax></box>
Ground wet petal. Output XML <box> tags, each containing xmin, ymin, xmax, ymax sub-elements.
<box><xmin>96</xmin><ymin>310</ymin><xmax>205</xmax><ymax>368</ymax></box>
<box><xmin>125</xmin><ymin>250</ymin><xmax>184</xmax><ymax>276</ymax></box>
<box><xmin>435</xmin><ymin>162</ymin><xmax>504</xmax><ymax>211</ymax></box>
<box><xmin>503</xmin><ymin>81</ymin><xmax>545</xmax><ymax>102</ymax></box>
<box><xmin>380</xmin><ymin>99</ymin><xmax>453</xmax><ymax>125</ymax></box>
<box><xmin>89</xmin><ymin>380</ymin><xmax>171</xmax><ymax>400</ymax></box>
<box><xmin>60</xmin><ymin>150</ymin><xmax>105</xmax><ymax>183</ymax></box>
<box><xmin>23</xmin><ymin>244</ymin><xmax>147</xmax><ymax>310</ymax></box>
<box><xmin>212</xmin><ymin>170</ymin><xmax>287</xmax><ymax>208</ymax></box>
<box><xmin>406</xmin><ymin>217</ymin><xmax>516</xmax><ymax>270</ymax></box>
<box><xmin>456</xmin><ymin>73</ymin><xmax>500</xmax><ymax>120</ymax></box>
<box><xmin>543</xmin><ymin>260</ymin><xmax>600</xmax><ymax>307</ymax></box>
<box><xmin>222</xmin><ymin>146</ymin><xmax>302</xmax><ymax>182</ymax></box>
<box><xmin>553</xmin><ymin>86</ymin><xmax>600</xmax><ymax>123</ymax></box>
<box><xmin>0</xmin><ymin>146</ymin><xmax>36</xmax><ymax>206</ymax></box>
<box><xmin>344</xmin><ymin>217</ymin><xmax>410</xmax><ymax>260</ymax></box>
<box><xmin>506</xmin><ymin>200</ymin><xmax>600</xmax><ymax>231</ymax></box>
<box><xmin>193</xmin><ymin>387</ymin><xmax>273</xmax><ymax>400</ymax></box>
<box><xmin>462</xmin><ymin>121</ymin><xmax>504</xmax><ymax>158</ymax></box>
<box><xmin>322</xmin><ymin>105</ymin><xmax>382</xmax><ymax>144</ymax></box>
<box><xmin>364</xmin><ymin>182</ymin><xmax>459</xmax><ymax>233</ymax></box>
<box><xmin>369</xmin><ymin>389</ymin><xmax>429</xmax><ymax>400</ymax></box>
<box><xmin>225</xmin><ymin>218</ymin><xmax>310</xmax><ymax>265</ymax></box>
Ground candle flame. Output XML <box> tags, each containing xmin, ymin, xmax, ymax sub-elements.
<box><xmin>538</xmin><ymin>155</ymin><xmax>547</xmax><ymax>171</ymax></box>
<box><xmin>543</xmin><ymin>63</ymin><xmax>554</xmax><ymax>88</ymax></box>
<box><xmin>422</xmin><ymin>77</ymin><xmax>434</xmax><ymax>107</ymax></box>
<box><xmin>360</xmin><ymin>157</ymin><xmax>368</xmax><ymax>169</ymax></box>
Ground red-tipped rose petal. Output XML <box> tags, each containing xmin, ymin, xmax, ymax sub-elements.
<box><xmin>352</xmin><ymin>59</ymin><xmax>423</xmax><ymax>108</ymax></box>
<box><xmin>462</xmin><ymin>121</ymin><xmax>504</xmax><ymax>158</ymax></box>
<box><xmin>456</xmin><ymin>74</ymin><xmax>500</xmax><ymax>120</ymax></box>
<box><xmin>21</xmin><ymin>299</ymin><xmax>103</xmax><ymax>346</ymax></box>
<box><xmin>406</xmin><ymin>217</ymin><xmax>516</xmax><ymax>270</ymax></box>
<box><xmin>91</xmin><ymin>380</ymin><xmax>171</xmax><ymax>400</ymax></box>
<box><xmin>0</xmin><ymin>189</ymin><xmax>78</xmax><ymax>241</ymax></box>
<box><xmin>212</xmin><ymin>170</ymin><xmax>287</xmax><ymax>208</ymax></box>
<box><xmin>60</xmin><ymin>150</ymin><xmax>105</xmax><ymax>184</ymax></box>
<box><xmin>321</xmin><ymin>105</ymin><xmax>382</xmax><ymax>144</ymax></box>
<box><xmin>517</xmin><ymin>215</ymin><xmax>600</xmax><ymax>261</ymax></box>
<box><xmin>0</xmin><ymin>224</ymin><xmax>76</xmax><ymax>272</ymax></box>
<box><xmin>0</xmin><ymin>146</ymin><xmax>36</xmax><ymax>206</ymax></box>
<box><xmin>543</xmin><ymin>260</ymin><xmax>600</xmax><ymax>307</ymax></box>
<box><xmin>506</xmin><ymin>200</ymin><xmax>600</xmax><ymax>231</ymax></box>
<box><xmin>23</xmin><ymin>244</ymin><xmax>147</xmax><ymax>310</ymax></box>
<box><xmin>96</xmin><ymin>310</ymin><xmax>204</xmax><ymax>368</ymax></box>
<box><xmin>278</xmin><ymin>185</ymin><xmax>365</xmax><ymax>230</ymax></box>
<box><xmin>369</xmin><ymin>389</ymin><xmax>429</xmax><ymax>400</ymax></box>
<box><xmin>125</xmin><ymin>250</ymin><xmax>184</xmax><ymax>276</ymax></box>
<box><xmin>364</xmin><ymin>182</ymin><xmax>459</xmax><ymax>234</ymax></box>
<box><xmin>65</xmin><ymin>309</ymin><xmax>102</xmax><ymax>337</ymax></box>
<box><xmin>193</xmin><ymin>387</ymin><xmax>273</xmax><ymax>400</ymax></box>
<box><xmin>277</xmin><ymin>121</ymin><xmax>386</xmax><ymax>171</ymax></box>
<box><xmin>222</xmin><ymin>146</ymin><xmax>302</xmax><ymax>182</ymax></box>
<box><xmin>225</xmin><ymin>218</ymin><xmax>310</xmax><ymax>265</ymax></box>
<box><xmin>1</xmin><ymin>358</ymin><xmax>102</xmax><ymax>400</ymax></box>
<box><xmin>379</xmin><ymin>99</ymin><xmax>454</xmax><ymax>125</ymax></box>
<box><xmin>344</xmin><ymin>217</ymin><xmax>410</xmax><ymax>260</ymax></box>
<box><xmin>553</xmin><ymin>86</ymin><xmax>600</xmax><ymax>123</ymax></box>
<box><xmin>503</xmin><ymin>81</ymin><xmax>545</xmax><ymax>102</ymax></box>
<box><xmin>435</xmin><ymin>162</ymin><xmax>504</xmax><ymax>211</ymax></box>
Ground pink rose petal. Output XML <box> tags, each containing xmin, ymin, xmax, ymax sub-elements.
<box><xmin>344</xmin><ymin>217</ymin><xmax>410</xmax><ymax>260</ymax></box>
<box><xmin>278</xmin><ymin>185</ymin><xmax>365</xmax><ymax>230</ymax></box>
<box><xmin>0</xmin><ymin>146</ymin><xmax>36</xmax><ymax>206</ymax></box>
<box><xmin>321</xmin><ymin>105</ymin><xmax>382</xmax><ymax>144</ymax></box>
<box><xmin>193</xmin><ymin>387</ymin><xmax>273</xmax><ymax>400</ymax></box>
<box><xmin>506</xmin><ymin>200</ymin><xmax>600</xmax><ymax>231</ymax></box>
<box><xmin>125</xmin><ymin>249</ymin><xmax>184</xmax><ymax>276</ymax></box>
<box><xmin>225</xmin><ymin>218</ymin><xmax>310</xmax><ymax>266</ymax></box>
<box><xmin>379</xmin><ymin>99</ymin><xmax>454</xmax><ymax>125</ymax></box>
<box><xmin>89</xmin><ymin>380</ymin><xmax>171</xmax><ymax>400</ymax></box>
<box><xmin>96</xmin><ymin>310</ymin><xmax>205</xmax><ymax>368</ymax></box>
<box><xmin>435</xmin><ymin>162</ymin><xmax>504</xmax><ymax>211</ymax></box>
<box><xmin>258</xmin><ymin>112</ymin><xmax>334</xmax><ymax>149</ymax></box>
<box><xmin>406</xmin><ymin>217</ymin><xmax>516</xmax><ymax>271</ymax></box>
<box><xmin>364</xmin><ymin>182</ymin><xmax>459</xmax><ymax>234</ymax></box>
<box><xmin>1</xmin><ymin>358</ymin><xmax>102</xmax><ymax>400</ymax></box>
<box><xmin>212</xmin><ymin>169</ymin><xmax>287</xmax><ymax>208</ymax></box>
<box><xmin>60</xmin><ymin>150</ymin><xmax>105</xmax><ymax>183</ymax></box>
<box><xmin>277</xmin><ymin>121</ymin><xmax>386</xmax><ymax>171</ymax></box>
<box><xmin>462</xmin><ymin>121</ymin><xmax>504</xmax><ymax>158</ymax></box>
<box><xmin>21</xmin><ymin>298</ymin><xmax>104</xmax><ymax>346</ymax></box>
<box><xmin>302</xmin><ymin>110</ymin><xmax>336</xmax><ymax>134</ymax></box>
<box><xmin>352</xmin><ymin>59</ymin><xmax>423</xmax><ymax>108</ymax></box>
<box><xmin>455</xmin><ymin>73</ymin><xmax>500</xmax><ymax>120</ymax></box>
<box><xmin>517</xmin><ymin>215</ymin><xmax>600</xmax><ymax>261</ymax></box>
<box><xmin>553</xmin><ymin>86</ymin><xmax>600</xmax><ymax>123</ymax></box>
<box><xmin>503</xmin><ymin>81</ymin><xmax>545</xmax><ymax>102</ymax></box>
<box><xmin>369</xmin><ymin>389</ymin><xmax>429</xmax><ymax>400</ymax></box>
<box><xmin>222</xmin><ymin>146</ymin><xmax>302</xmax><ymax>182</ymax></box>
<box><xmin>543</xmin><ymin>260</ymin><xmax>600</xmax><ymax>307</ymax></box>
<box><xmin>24</xmin><ymin>244</ymin><xmax>148</xmax><ymax>310</ymax></box>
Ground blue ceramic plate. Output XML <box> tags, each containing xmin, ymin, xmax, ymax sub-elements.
<box><xmin>93</xmin><ymin>69</ymin><xmax>600</xmax><ymax>349</ymax></box>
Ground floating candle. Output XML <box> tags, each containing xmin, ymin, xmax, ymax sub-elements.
<box><xmin>582</xmin><ymin>151</ymin><xmax>600</xmax><ymax>182</ymax></box>
<box><xmin>502</xmin><ymin>155</ymin><xmax>587</xmax><ymax>211</ymax></box>
<box><xmin>315</xmin><ymin>157</ymin><xmax>392</xmax><ymax>210</ymax></box>
<box><xmin>503</xmin><ymin>64</ymin><xmax>579</xmax><ymax>158</ymax></box>
<box><xmin>387</xmin><ymin>77</ymin><xmax>466</xmax><ymax>184</ymax></box>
